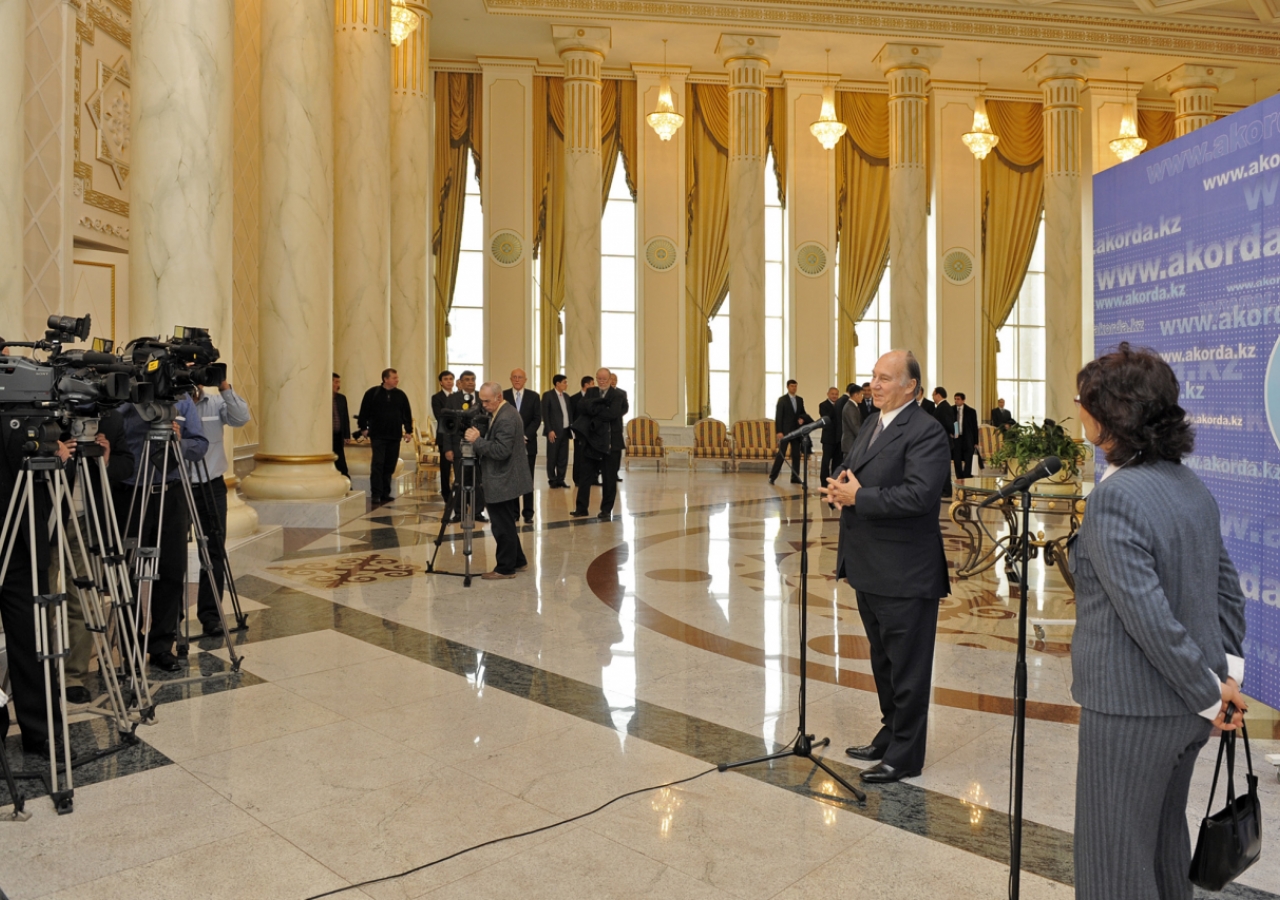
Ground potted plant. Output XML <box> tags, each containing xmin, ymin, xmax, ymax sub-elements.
<box><xmin>988</xmin><ymin>418</ymin><xmax>1090</xmax><ymax>488</ymax></box>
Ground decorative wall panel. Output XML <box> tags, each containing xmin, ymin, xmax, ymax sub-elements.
<box><xmin>73</xmin><ymin>0</ymin><xmax>131</xmax><ymax>251</ymax></box>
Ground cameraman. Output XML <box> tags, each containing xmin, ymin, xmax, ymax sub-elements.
<box><xmin>118</xmin><ymin>395</ymin><xmax>208</xmax><ymax>672</ymax></box>
<box><xmin>464</xmin><ymin>383</ymin><xmax>532</xmax><ymax>579</ymax></box>
<box><xmin>356</xmin><ymin>368</ymin><xmax>413</xmax><ymax>506</ymax></box>
<box><xmin>191</xmin><ymin>378</ymin><xmax>251</xmax><ymax>637</ymax></box>
<box><xmin>439</xmin><ymin>370</ymin><xmax>486</xmax><ymax>524</ymax></box>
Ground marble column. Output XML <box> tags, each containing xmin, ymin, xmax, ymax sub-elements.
<box><xmin>1160</xmin><ymin>64</ymin><xmax>1236</xmax><ymax>137</ymax></box>
<box><xmin>334</xmin><ymin>0</ymin><xmax>391</xmax><ymax>398</ymax></box>
<box><xmin>876</xmin><ymin>43</ymin><xmax>940</xmax><ymax>377</ymax></box>
<box><xmin>553</xmin><ymin>25</ymin><xmax>611</xmax><ymax>383</ymax></box>
<box><xmin>130</xmin><ymin>0</ymin><xmax>235</xmax><ymax>345</ymax></box>
<box><xmin>390</xmin><ymin>2</ymin><xmax>430</xmax><ymax>434</ymax></box>
<box><xmin>1028</xmin><ymin>54</ymin><xmax>1098</xmax><ymax>423</ymax></box>
<box><xmin>0</xmin><ymin>0</ymin><xmax>23</xmax><ymax>340</ymax></box>
<box><xmin>242</xmin><ymin>0</ymin><xmax>349</xmax><ymax>501</ymax></box>
<box><xmin>718</xmin><ymin>33</ymin><xmax>779</xmax><ymax>423</ymax></box>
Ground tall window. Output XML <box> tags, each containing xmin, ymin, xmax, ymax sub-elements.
<box><xmin>710</xmin><ymin>151</ymin><xmax>785</xmax><ymax>422</ymax></box>
<box><xmin>448</xmin><ymin>155</ymin><xmax>484</xmax><ymax>384</ymax></box>
<box><xmin>853</xmin><ymin>264</ymin><xmax>892</xmax><ymax>385</ymax></box>
<box><xmin>601</xmin><ymin>164</ymin><xmax>636</xmax><ymax>403</ymax></box>
<box><xmin>997</xmin><ymin>216</ymin><xmax>1046</xmax><ymax>424</ymax></box>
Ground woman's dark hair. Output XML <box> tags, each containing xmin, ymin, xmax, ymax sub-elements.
<box><xmin>1076</xmin><ymin>342</ymin><xmax>1193</xmax><ymax>465</ymax></box>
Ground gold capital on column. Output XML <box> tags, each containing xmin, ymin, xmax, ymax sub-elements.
<box><xmin>336</xmin><ymin>0</ymin><xmax>387</xmax><ymax>31</ymax></box>
<box><xmin>391</xmin><ymin>3</ymin><xmax>429</xmax><ymax>98</ymax></box>
<box><xmin>1160</xmin><ymin>63</ymin><xmax>1236</xmax><ymax>138</ymax></box>
<box><xmin>553</xmin><ymin>25</ymin><xmax>610</xmax><ymax>156</ymax></box>
<box><xmin>876</xmin><ymin>43</ymin><xmax>940</xmax><ymax>171</ymax></box>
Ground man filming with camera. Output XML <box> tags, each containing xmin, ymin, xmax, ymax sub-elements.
<box><xmin>464</xmin><ymin>382</ymin><xmax>532</xmax><ymax>579</ymax></box>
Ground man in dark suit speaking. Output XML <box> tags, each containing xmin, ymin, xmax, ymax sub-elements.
<box><xmin>821</xmin><ymin>350</ymin><xmax>951</xmax><ymax>784</ymax></box>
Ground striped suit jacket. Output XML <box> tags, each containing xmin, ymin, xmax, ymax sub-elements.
<box><xmin>1070</xmin><ymin>460</ymin><xmax>1246</xmax><ymax>717</ymax></box>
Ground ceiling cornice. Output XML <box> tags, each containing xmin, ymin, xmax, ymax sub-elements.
<box><xmin>482</xmin><ymin>0</ymin><xmax>1280</xmax><ymax>61</ymax></box>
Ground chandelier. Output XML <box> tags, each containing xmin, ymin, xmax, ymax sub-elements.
<box><xmin>389</xmin><ymin>0</ymin><xmax>420</xmax><ymax>47</ymax></box>
<box><xmin>646</xmin><ymin>40</ymin><xmax>685</xmax><ymax>141</ymax></box>
<box><xmin>1109</xmin><ymin>68</ymin><xmax>1147</xmax><ymax>163</ymax></box>
<box><xmin>809</xmin><ymin>50</ymin><xmax>847</xmax><ymax>151</ymax></box>
<box><xmin>961</xmin><ymin>59</ymin><xmax>999</xmax><ymax>161</ymax></box>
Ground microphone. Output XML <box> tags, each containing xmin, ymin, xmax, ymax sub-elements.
<box><xmin>779</xmin><ymin>417</ymin><xmax>827</xmax><ymax>445</ymax></box>
<box><xmin>978</xmin><ymin>456</ymin><xmax>1062</xmax><ymax>507</ymax></box>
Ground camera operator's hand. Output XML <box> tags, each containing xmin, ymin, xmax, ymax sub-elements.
<box><xmin>172</xmin><ymin>421</ymin><xmax>182</xmax><ymax>438</ymax></box>
<box><xmin>219</xmin><ymin>380</ymin><xmax>231</xmax><ymax>392</ymax></box>
<box><xmin>445</xmin><ymin>450</ymin><xmax>454</xmax><ymax>462</ymax></box>
<box><xmin>464</xmin><ymin>427</ymin><xmax>480</xmax><ymax>443</ymax></box>
<box><xmin>56</xmin><ymin>441</ymin><xmax>73</xmax><ymax>463</ymax></box>
<box><xmin>95</xmin><ymin>432</ymin><xmax>111</xmax><ymax>464</ymax></box>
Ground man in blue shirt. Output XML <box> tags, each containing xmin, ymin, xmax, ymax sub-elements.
<box><xmin>117</xmin><ymin>395</ymin><xmax>208</xmax><ymax>671</ymax></box>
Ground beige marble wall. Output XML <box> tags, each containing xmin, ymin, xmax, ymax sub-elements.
<box><xmin>783</xmin><ymin>75</ymin><xmax>837</xmax><ymax>401</ymax></box>
<box><xmin>129</xmin><ymin>0</ymin><xmax>235</xmax><ymax>352</ymax></box>
<box><xmin>633</xmin><ymin>64</ymin><xmax>689</xmax><ymax>425</ymax></box>
<box><xmin>232</xmin><ymin>0</ymin><xmax>262</xmax><ymax>447</ymax></box>
<box><xmin>242</xmin><ymin>0</ymin><xmax>348</xmax><ymax>501</ymax></box>
<box><xmin>333</xmin><ymin>0</ymin><xmax>391</xmax><ymax>397</ymax></box>
<box><xmin>877</xmin><ymin>43</ymin><xmax>940</xmax><ymax>383</ymax></box>
<box><xmin>0</xmin><ymin>0</ymin><xmax>23</xmax><ymax>340</ymax></box>
<box><xmin>390</xmin><ymin>4</ymin><xmax>430</xmax><ymax>424</ymax></box>
<box><xmin>480</xmin><ymin>58</ymin><xmax>535</xmax><ymax>382</ymax></box>
<box><xmin>931</xmin><ymin>85</ymin><xmax>982</xmax><ymax>406</ymax></box>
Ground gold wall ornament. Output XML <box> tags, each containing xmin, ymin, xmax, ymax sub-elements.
<box><xmin>389</xmin><ymin>0</ymin><xmax>420</xmax><ymax>47</ymax></box>
<box><xmin>646</xmin><ymin>39</ymin><xmax>684</xmax><ymax>141</ymax></box>
<box><xmin>85</xmin><ymin>55</ymin><xmax>131</xmax><ymax>188</ymax></box>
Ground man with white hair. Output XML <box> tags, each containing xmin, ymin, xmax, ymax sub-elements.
<box><xmin>465</xmin><ymin>382</ymin><xmax>533</xmax><ymax>578</ymax></box>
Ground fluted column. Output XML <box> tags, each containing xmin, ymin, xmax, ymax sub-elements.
<box><xmin>333</xmin><ymin>0</ymin><xmax>391</xmax><ymax>397</ymax></box>
<box><xmin>876</xmin><ymin>43</ymin><xmax>940</xmax><ymax>376</ymax></box>
<box><xmin>553</xmin><ymin>25</ymin><xmax>611</xmax><ymax>383</ymax></box>
<box><xmin>1028</xmin><ymin>54</ymin><xmax>1098</xmax><ymax>423</ymax></box>
<box><xmin>130</xmin><ymin>0</ymin><xmax>235</xmax><ymax>345</ymax></box>
<box><xmin>242</xmin><ymin>0</ymin><xmax>348</xmax><ymax>501</ymax></box>
<box><xmin>1160</xmin><ymin>63</ymin><xmax>1235</xmax><ymax>137</ymax></box>
<box><xmin>718</xmin><ymin>33</ymin><xmax>779</xmax><ymax>423</ymax></box>
<box><xmin>390</xmin><ymin>2</ymin><xmax>430</xmax><ymax>428</ymax></box>
<box><xmin>0</xmin><ymin>0</ymin><xmax>22</xmax><ymax>340</ymax></box>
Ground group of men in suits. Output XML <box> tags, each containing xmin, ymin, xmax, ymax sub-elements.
<box><xmin>919</xmin><ymin>386</ymin><xmax>979</xmax><ymax>481</ymax></box>
<box><xmin>767</xmin><ymin>381</ymin><xmax>871</xmax><ymax>488</ymax></box>
<box><xmin>431</xmin><ymin>367</ymin><xmax>629</xmax><ymax>525</ymax></box>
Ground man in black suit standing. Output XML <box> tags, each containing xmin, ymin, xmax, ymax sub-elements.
<box><xmin>991</xmin><ymin>397</ymin><xmax>1016</xmax><ymax>431</ymax></box>
<box><xmin>541</xmin><ymin>374</ymin><xmax>571</xmax><ymax>488</ymax></box>
<box><xmin>332</xmin><ymin>373</ymin><xmax>351</xmax><ymax>477</ymax></box>
<box><xmin>822</xmin><ymin>350</ymin><xmax>950</xmax><ymax>784</ymax></box>
<box><xmin>439</xmin><ymin>370</ymin><xmax>486</xmax><ymax>524</ymax></box>
<box><xmin>769</xmin><ymin>379</ymin><xmax>809</xmax><ymax>485</ymax></box>
<box><xmin>503</xmin><ymin>369</ymin><xmax>542</xmax><ymax>523</ymax></box>
<box><xmin>569</xmin><ymin>367</ymin><xmax>625</xmax><ymax>520</ymax></box>
<box><xmin>568</xmin><ymin>375</ymin><xmax>594</xmax><ymax>488</ymax></box>
<box><xmin>356</xmin><ymin>368</ymin><xmax>414</xmax><ymax>505</ymax></box>
<box><xmin>931</xmin><ymin>387</ymin><xmax>954</xmax><ymax>497</ymax></box>
<box><xmin>818</xmin><ymin>387</ymin><xmax>842</xmax><ymax>486</ymax></box>
<box><xmin>607</xmin><ymin>371</ymin><xmax>628</xmax><ymax>483</ymax></box>
<box><xmin>857</xmin><ymin>382</ymin><xmax>874</xmax><ymax>420</ymax></box>
<box><xmin>431</xmin><ymin>370</ymin><xmax>454</xmax><ymax>501</ymax></box>
<box><xmin>917</xmin><ymin>386</ymin><xmax>935</xmax><ymax>414</ymax></box>
<box><xmin>951</xmin><ymin>392</ymin><xmax>979</xmax><ymax>479</ymax></box>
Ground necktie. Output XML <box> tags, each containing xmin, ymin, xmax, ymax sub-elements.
<box><xmin>868</xmin><ymin>416</ymin><xmax>884</xmax><ymax>447</ymax></box>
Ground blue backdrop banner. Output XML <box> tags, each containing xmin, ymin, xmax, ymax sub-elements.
<box><xmin>1093</xmin><ymin>98</ymin><xmax>1280</xmax><ymax>711</ymax></box>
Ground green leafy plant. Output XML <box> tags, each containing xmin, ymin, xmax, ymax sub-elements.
<box><xmin>988</xmin><ymin>418</ymin><xmax>1090</xmax><ymax>478</ymax></box>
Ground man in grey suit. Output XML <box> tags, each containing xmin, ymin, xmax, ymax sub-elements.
<box><xmin>541</xmin><ymin>374</ymin><xmax>571</xmax><ymax>488</ymax></box>
<box><xmin>840</xmin><ymin>385</ymin><xmax>864</xmax><ymax>455</ymax></box>
<box><xmin>822</xmin><ymin>350</ymin><xmax>951</xmax><ymax>783</ymax></box>
<box><xmin>466</xmin><ymin>382</ymin><xmax>533</xmax><ymax>579</ymax></box>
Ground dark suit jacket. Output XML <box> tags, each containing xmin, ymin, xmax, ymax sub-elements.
<box><xmin>919</xmin><ymin>398</ymin><xmax>936</xmax><ymax>415</ymax></box>
<box><xmin>502</xmin><ymin>388</ymin><xmax>542</xmax><ymax>452</ymax></box>
<box><xmin>431</xmin><ymin>389</ymin><xmax>451</xmax><ymax>426</ymax></box>
<box><xmin>991</xmin><ymin>407</ymin><xmax>1016</xmax><ymax>429</ymax></box>
<box><xmin>436</xmin><ymin>390</ymin><xmax>481</xmax><ymax>456</ymax></box>
<box><xmin>953</xmin><ymin>404</ymin><xmax>979</xmax><ymax>453</ymax></box>
<box><xmin>933</xmin><ymin>400</ymin><xmax>955</xmax><ymax>435</ymax></box>
<box><xmin>606</xmin><ymin>387</ymin><xmax>629</xmax><ymax>449</ymax></box>
<box><xmin>818</xmin><ymin>399</ymin><xmax>841</xmax><ymax>447</ymax></box>
<box><xmin>541</xmin><ymin>388</ymin><xmax>571</xmax><ymax>438</ymax></box>
<box><xmin>774</xmin><ymin>393</ymin><xmax>808</xmax><ymax>436</ymax></box>
<box><xmin>333</xmin><ymin>392</ymin><xmax>351</xmax><ymax>440</ymax></box>
<box><xmin>833</xmin><ymin>402</ymin><xmax>951</xmax><ymax>599</ymax></box>
<box><xmin>858</xmin><ymin>398</ymin><xmax>874</xmax><ymax>420</ymax></box>
<box><xmin>571</xmin><ymin>387</ymin><xmax>625</xmax><ymax>459</ymax></box>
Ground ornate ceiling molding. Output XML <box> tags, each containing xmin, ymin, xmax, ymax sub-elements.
<box><xmin>483</xmin><ymin>0</ymin><xmax>1280</xmax><ymax>61</ymax></box>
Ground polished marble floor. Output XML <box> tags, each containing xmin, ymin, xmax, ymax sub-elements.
<box><xmin>2</xmin><ymin>467</ymin><xmax>1279</xmax><ymax>899</ymax></box>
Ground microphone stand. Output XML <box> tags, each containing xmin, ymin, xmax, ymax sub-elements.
<box><xmin>718</xmin><ymin>433</ymin><xmax>866</xmax><ymax>803</ymax></box>
<box><xmin>1009</xmin><ymin>486</ymin><xmax>1032</xmax><ymax>898</ymax></box>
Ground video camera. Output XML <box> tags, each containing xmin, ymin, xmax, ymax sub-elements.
<box><xmin>0</xmin><ymin>314</ymin><xmax>143</xmax><ymax>411</ymax></box>
<box><xmin>438</xmin><ymin>406</ymin><xmax>490</xmax><ymax>443</ymax></box>
<box><xmin>126</xmin><ymin>325</ymin><xmax>226</xmax><ymax>403</ymax></box>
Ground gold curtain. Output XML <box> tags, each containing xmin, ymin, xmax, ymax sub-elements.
<box><xmin>685</xmin><ymin>83</ymin><xmax>731</xmax><ymax>422</ymax></box>
<box><xmin>1138</xmin><ymin>108</ymin><xmax>1176</xmax><ymax>151</ymax></box>
<box><xmin>980</xmin><ymin>99</ymin><xmax>1044</xmax><ymax>415</ymax></box>
<box><xmin>432</xmin><ymin>72</ymin><xmax>482</xmax><ymax>379</ymax></box>
<box><xmin>766</xmin><ymin>87</ymin><xmax>786</xmax><ymax>207</ymax></box>
<box><xmin>834</xmin><ymin>92</ymin><xmax>890</xmax><ymax>388</ymax></box>
<box><xmin>534</xmin><ymin>78</ymin><xmax>638</xmax><ymax>389</ymax></box>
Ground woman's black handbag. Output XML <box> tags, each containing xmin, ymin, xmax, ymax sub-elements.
<box><xmin>1189</xmin><ymin>718</ymin><xmax>1262</xmax><ymax>890</ymax></box>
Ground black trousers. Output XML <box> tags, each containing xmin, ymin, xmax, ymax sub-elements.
<box><xmin>574</xmin><ymin>451</ymin><xmax>619</xmax><ymax>515</ymax></box>
<box><xmin>0</xmin><ymin>555</ymin><xmax>54</xmax><ymax>743</ymax></box>
<box><xmin>952</xmin><ymin>440</ymin><xmax>974</xmax><ymax>479</ymax></box>
<box><xmin>369</xmin><ymin>438</ymin><xmax>399</xmax><ymax>500</ymax></box>
<box><xmin>571</xmin><ymin>439</ymin><xmax>585</xmax><ymax>486</ymax></box>
<box><xmin>521</xmin><ymin>443</ymin><xmax>537</xmax><ymax>519</ymax></box>
<box><xmin>333</xmin><ymin>434</ymin><xmax>348</xmax><ymax>476</ymax></box>
<box><xmin>137</xmin><ymin>484</ymin><xmax>191</xmax><ymax>656</ymax></box>
<box><xmin>769</xmin><ymin>439</ymin><xmax>803</xmax><ymax>481</ymax></box>
<box><xmin>192</xmin><ymin>477</ymin><xmax>228</xmax><ymax>630</ymax></box>
<box><xmin>485</xmin><ymin>498</ymin><xmax>527</xmax><ymax>574</ymax></box>
<box><xmin>545</xmin><ymin>434</ymin><xmax>568</xmax><ymax>486</ymax></box>
<box><xmin>854</xmin><ymin>589</ymin><xmax>940</xmax><ymax>773</ymax></box>
<box><xmin>819</xmin><ymin>441</ymin><xmax>841</xmax><ymax>486</ymax></box>
<box><xmin>448</xmin><ymin>452</ymin><xmax>484</xmax><ymax>519</ymax></box>
<box><xmin>438</xmin><ymin>444</ymin><xmax>453</xmax><ymax>502</ymax></box>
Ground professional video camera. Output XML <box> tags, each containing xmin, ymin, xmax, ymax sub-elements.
<box><xmin>126</xmin><ymin>325</ymin><xmax>227</xmax><ymax>403</ymax></box>
<box><xmin>438</xmin><ymin>406</ymin><xmax>491</xmax><ymax>443</ymax></box>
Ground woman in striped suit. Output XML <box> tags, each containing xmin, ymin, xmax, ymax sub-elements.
<box><xmin>1070</xmin><ymin>343</ymin><xmax>1247</xmax><ymax>900</ymax></box>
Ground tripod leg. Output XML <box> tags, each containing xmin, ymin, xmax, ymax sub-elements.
<box><xmin>174</xmin><ymin>450</ymin><xmax>240</xmax><ymax>670</ymax></box>
<box><xmin>30</xmin><ymin>471</ymin><xmax>73</xmax><ymax>812</ymax></box>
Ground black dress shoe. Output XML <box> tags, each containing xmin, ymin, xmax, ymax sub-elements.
<box><xmin>202</xmin><ymin>623</ymin><xmax>225</xmax><ymax>638</ymax></box>
<box><xmin>790</xmin><ymin>477</ymin><xmax>804</xmax><ymax>485</ymax></box>
<box><xmin>522</xmin><ymin>515</ymin><xmax>534</xmax><ymax>524</ymax></box>
<box><xmin>65</xmin><ymin>686</ymin><xmax>92</xmax><ymax>705</ymax></box>
<box><xmin>768</xmin><ymin>477</ymin><xmax>776</xmax><ymax>485</ymax></box>
<box><xmin>859</xmin><ymin>762</ymin><xmax>920</xmax><ymax>783</ymax></box>
<box><xmin>21</xmin><ymin>735</ymin><xmax>52</xmax><ymax>755</ymax></box>
<box><xmin>597</xmin><ymin>512</ymin><xmax>612</xmax><ymax>521</ymax></box>
<box><xmin>150</xmin><ymin>652</ymin><xmax>182</xmax><ymax>673</ymax></box>
<box><xmin>475</xmin><ymin>514</ymin><xmax>488</xmax><ymax>523</ymax></box>
<box><xmin>569</xmin><ymin>510</ymin><xmax>589</xmax><ymax>518</ymax></box>
<box><xmin>845</xmin><ymin>744</ymin><xmax>885</xmax><ymax>762</ymax></box>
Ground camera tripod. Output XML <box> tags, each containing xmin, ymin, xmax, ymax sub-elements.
<box><xmin>426</xmin><ymin>442</ymin><xmax>479</xmax><ymax>587</ymax></box>
<box><xmin>0</xmin><ymin>689</ymin><xmax>30</xmax><ymax>822</ymax></box>
<box><xmin>183</xmin><ymin>457</ymin><xmax>249</xmax><ymax>635</ymax></box>
<box><xmin>123</xmin><ymin>419</ymin><xmax>242</xmax><ymax>680</ymax></box>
